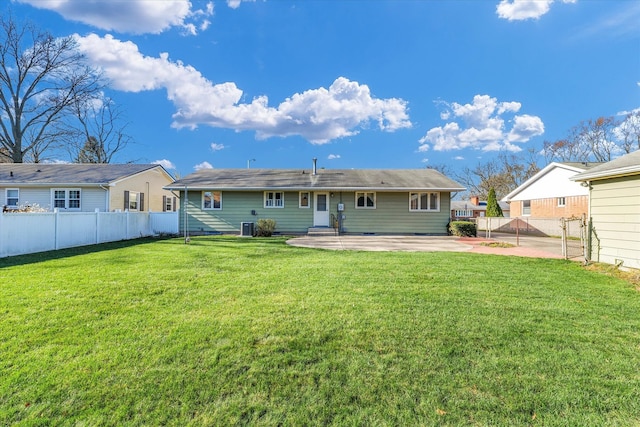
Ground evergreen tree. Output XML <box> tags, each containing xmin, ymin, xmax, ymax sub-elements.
<box><xmin>486</xmin><ymin>187</ymin><xmax>504</xmax><ymax>217</ymax></box>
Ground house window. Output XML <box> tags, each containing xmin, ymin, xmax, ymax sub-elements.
<box><xmin>299</xmin><ymin>192</ymin><xmax>310</xmax><ymax>208</ymax></box>
<box><xmin>522</xmin><ymin>200</ymin><xmax>531</xmax><ymax>216</ymax></box>
<box><xmin>5</xmin><ymin>189</ymin><xmax>19</xmax><ymax>208</ymax></box>
<box><xmin>203</xmin><ymin>191</ymin><xmax>222</xmax><ymax>210</ymax></box>
<box><xmin>265</xmin><ymin>191</ymin><xmax>284</xmax><ymax>208</ymax></box>
<box><xmin>409</xmin><ymin>192</ymin><xmax>439</xmax><ymax>211</ymax></box>
<box><xmin>455</xmin><ymin>209</ymin><xmax>473</xmax><ymax>218</ymax></box>
<box><xmin>52</xmin><ymin>189</ymin><xmax>81</xmax><ymax>210</ymax></box>
<box><xmin>164</xmin><ymin>196</ymin><xmax>174</xmax><ymax>212</ymax></box>
<box><xmin>128</xmin><ymin>192</ymin><xmax>139</xmax><ymax>211</ymax></box>
<box><xmin>356</xmin><ymin>192</ymin><xmax>376</xmax><ymax>209</ymax></box>
<box><xmin>557</xmin><ymin>197</ymin><xmax>566</xmax><ymax>207</ymax></box>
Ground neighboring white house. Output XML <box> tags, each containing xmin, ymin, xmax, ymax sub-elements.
<box><xmin>1</xmin><ymin>164</ymin><xmax>177</xmax><ymax>213</ymax></box>
<box><xmin>502</xmin><ymin>162</ymin><xmax>600</xmax><ymax>218</ymax></box>
<box><xmin>571</xmin><ymin>150</ymin><xmax>640</xmax><ymax>270</ymax></box>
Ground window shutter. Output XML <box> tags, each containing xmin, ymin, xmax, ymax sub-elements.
<box><xmin>140</xmin><ymin>193</ymin><xmax>145</xmax><ymax>211</ymax></box>
<box><xmin>124</xmin><ymin>191</ymin><xmax>129</xmax><ymax>211</ymax></box>
<box><xmin>162</xmin><ymin>195</ymin><xmax>167</xmax><ymax>212</ymax></box>
<box><xmin>173</xmin><ymin>197</ymin><xmax>177</xmax><ymax>212</ymax></box>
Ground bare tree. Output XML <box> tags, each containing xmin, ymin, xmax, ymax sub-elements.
<box><xmin>66</xmin><ymin>96</ymin><xmax>133</xmax><ymax>163</ymax></box>
<box><xmin>577</xmin><ymin>116</ymin><xmax>617</xmax><ymax>162</ymax></box>
<box><xmin>455</xmin><ymin>150</ymin><xmax>540</xmax><ymax>200</ymax></box>
<box><xmin>543</xmin><ymin>114</ymin><xmax>639</xmax><ymax>163</ymax></box>
<box><xmin>616</xmin><ymin>111</ymin><xmax>640</xmax><ymax>154</ymax></box>
<box><xmin>0</xmin><ymin>14</ymin><xmax>102</xmax><ymax>163</ymax></box>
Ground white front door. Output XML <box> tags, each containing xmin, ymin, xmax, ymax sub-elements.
<box><xmin>313</xmin><ymin>192</ymin><xmax>330</xmax><ymax>227</ymax></box>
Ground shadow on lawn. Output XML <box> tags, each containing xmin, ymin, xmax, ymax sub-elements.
<box><xmin>0</xmin><ymin>237</ymin><xmax>169</xmax><ymax>268</ymax></box>
<box><xmin>0</xmin><ymin>235</ymin><xmax>299</xmax><ymax>268</ymax></box>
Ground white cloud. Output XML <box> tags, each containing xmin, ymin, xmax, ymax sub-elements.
<box><xmin>454</xmin><ymin>156</ymin><xmax>465</xmax><ymax>161</ymax></box>
<box><xmin>227</xmin><ymin>0</ymin><xmax>255</xmax><ymax>9</ymax></box>
<box><xmin>152</xmin><ymin>159</ymin><xmax>176</xmax><ymax>170</ymax></box>
<box><xmin>76</xmin><ymin>34</ymin><xmax>411</xmax><ymax>144</ymax></box>
<box><xmin>419</xmin><ymin>94</ymin><xmax>544</xmax><ymax>153</ymax></box>
<box><xmin>210</xmin><ymin>143</ymin><xmax>225</xmax><ymax>151</ymax></box>
<box><xmin>18</xmin><ymin>0</ymin><xmax>213</xmax><ymax>35</ymax></box>
<box><xmin>327</xmin><ymin>154</ymin><xmax>341</xmax><ymax>160</ymax></box>
<box><xmin>194</xmin><ymin>161</ymin><xmax>213</xmax><ymax>170</ymax></box>
<box><xmin>496</xmin><ymin>0</ymin><xmax>576</xmax><ymax>21</ymax></box>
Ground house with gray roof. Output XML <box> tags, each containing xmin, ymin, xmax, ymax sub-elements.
<box><xmin>571</xmin><ymin>150</ymin><xmax>640</xmax><ymax>270</ymax></box>
<box><xmin>502</xmin><ymin>162</ymin><xmax>602</xmax><ymax>218</ymax></box>
<box><xmin>1</xmin><ymin>164</ymin><xmax>176</xmax><ymax>213</ymax></box>
<box><xmin>451</xmin><ymin>196</ymin><xmax>510</xmax><ymax>220</ymax></box>
<box><xmin>165</xmin><ymin>161</ymin><xmax>465</xmax><ymax>235</ymax></box>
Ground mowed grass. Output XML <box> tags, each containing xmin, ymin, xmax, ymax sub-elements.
<box><xmin>1</xmin><ymin>236</ymin><xmax>639</xmax><ymax>426</ymax></box>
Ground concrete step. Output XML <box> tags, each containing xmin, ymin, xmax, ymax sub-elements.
<box><xmin>307</xmin><ymin>227</ymin><xmax>338</xmax><ymax>236</ymax></box>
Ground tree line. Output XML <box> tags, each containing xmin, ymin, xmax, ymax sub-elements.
<box><xmin>434</xmin><ymin>111</ymin><xmax>640</xmax><ymax>203</ymax></box>
<box><xmin>0</xmin><ymin>14</ymin><xmax>131</xmax><ymax>164</ymax></box>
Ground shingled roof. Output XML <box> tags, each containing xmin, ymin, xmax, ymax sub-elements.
<box><xmin>0</xmin><ymin>164</ymin><xmax>171</xmax><ymax>186</ymax></box>
<box><xmin>571</xmin><ymin>150</ymin><xmax>640</xmax><ymax>181</ymax></box>
<box><xmin>166</xmin><ymin>168</ymin><xmax>465</xmax><ymax>192</ymax></box>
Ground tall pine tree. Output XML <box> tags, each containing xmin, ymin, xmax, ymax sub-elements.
<box><xmin>486</xmin><ymin>187</ymin><xmax>504</xmax><ymax>217</ymax></box>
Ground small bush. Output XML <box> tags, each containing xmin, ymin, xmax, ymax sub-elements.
<box><xmin>256</xmin><ymin>219</ymin><xmax>276</xmax><ymax>237</ymax></box>
<box><xmin>449</xmin><ymin>221</ymin><xmax>477</xmax><ymax>237</ymax></box>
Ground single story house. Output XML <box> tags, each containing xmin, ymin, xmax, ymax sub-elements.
<box><xmin>502</xmin><ymin>162</ymin><xmax>601</xmax><ymax>218</ymax></box>
<box><xmin>571</xmin><ymin>150</ymin><xmax>640</xmax><ymax>270</ymax></box>
<box><xmin>1</xmin><ymin>164</ymin><xmax>177</xmax><ymax>213</ymax></box>
<box><xmin>165</xmin><ymin>162</ymin><xmax>465</xmax><ymax>235</ymax></box>
<box><xmin>451</xmin><ymin>196</ymin><xmax>510</xmax><ymax>220</ymax></box>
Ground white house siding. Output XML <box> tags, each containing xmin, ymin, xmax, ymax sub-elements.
<box><xmin>2</xmin><ymin>187</ymin><xmax>107</xmax><ymax>212</ymax></box>
<box><xmin>509</xmin><ymin>167</ymin><xmax>589</xmax><ymax>201</ymax></box>
<box><xmin>589</xmin><ymin>176</ymin><xmax>640</xmax><ymax>270</ymax></box>
<box><xmin>82</xmin><ymin>187</ymin><xmax>109</xmax><ymax>211</ymax></box>
<box><xmin>4</xmin><ymin>188</ymin><xmax>50</xmax><ymax>210</ymax></box>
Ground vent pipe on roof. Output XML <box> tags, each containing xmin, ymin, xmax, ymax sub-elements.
<box><xmin>312</xmin><ymin>157</ymin><xmax>317</xmax><ymax>175</ymax></box>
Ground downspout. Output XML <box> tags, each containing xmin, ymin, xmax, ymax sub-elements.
<box><xmin>99</xmin><ymin>185</ymin><xmax>110</xmax><ymax>211</ymax></box>
<box><xmin>184</xmin><ymin>185</ymin><xmax>190</xmax><ymax>243</ymax></box>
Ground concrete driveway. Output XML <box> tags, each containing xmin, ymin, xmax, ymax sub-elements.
<box><xmin>287</xmin><ymin>232</ymin><xmax>573</xmax><ymax>260</ymax></box>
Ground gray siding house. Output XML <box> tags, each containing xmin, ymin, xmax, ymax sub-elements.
<box><xmin>1</xmin><ymin>164</ymin><xmax>176</xmax><ymax>213</ymax></box>
<box><xmin>165</xmin><ymin>164</ymin><xmax>465</xmax><ymax>236</ymax></box>
<box><xmin>572</xmin><ymin>150</ymin><xmax>640</xmax><ymax>270</ymax></box>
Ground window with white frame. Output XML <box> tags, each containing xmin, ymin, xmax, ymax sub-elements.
<box><xmin>52</xmin><ymin>189</ymin><xmax>81</xmax><ymax>210</ymax></box>
<box><xmin>522</xmin><ymin>200</ymin><xmax>531</xmax><ymax>215</ymax></box>
<box><xmin>557</xmin><ymin>197</ymin><xmax>566</xmax><ymax>207</ymax></box>
<box><xmin>128</xmin><ymin>191</ymin><xmax>139</xmax><ymax>211</ymax></box>
<box><xmin>164</xmin><ymin>195</ymin><xmax>175</xmax><ymax>212</ymax></box>
<box><xmin>455</xmin><ymin>209</ymin><xmax>473</xmax><ymax>218</ymax></box>
<box><xmin>299</xmin><ymin>191</ymin><xmax>310</xmax><ymax>208</ymax></box>
<box><xmin>409</xmin><ymin>192</ymin><xmax>439</xmax><ymax>211</ymax></box>
<box><xmin>6</xmin><ymin>189</ymin><xmax>19</xmax><ymax>208</ymax></box>
<box><xmin>203</xmin><ymin>191</ymin><xmax>222</xmax><ymax>210</ymax></box>
<box><xmin>355</xmin><ymin>192</ymin><xmax>375</xmax><ymax>209</ymax></box>
<box><xmin>265</xmin><ymin>191</ymin><xmax>284</xmax><ymax>208</ymax></box>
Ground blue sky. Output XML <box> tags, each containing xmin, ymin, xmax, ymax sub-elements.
<box><xmin>10</xmin><ymin>0</ymin><xmax>640</xmax><ymax>177</ymax></box>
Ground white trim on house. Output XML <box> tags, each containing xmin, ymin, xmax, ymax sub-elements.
<box><xmin>502</xmin><ymin>163</ymin><xmax>591</xmax><ymax>203</ymax></box>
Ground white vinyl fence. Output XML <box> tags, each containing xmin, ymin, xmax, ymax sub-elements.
<box><xmin>0</xmin><ymin>210</ymin><xmax>179</xmax><ymax>258</ymax></box>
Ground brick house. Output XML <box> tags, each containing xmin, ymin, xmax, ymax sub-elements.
<box><xmin>502</xmin><ymin>162</ymin><xmax>600</xmax><ymax>218</ymax></box>
<box><xmin>450</xmin><ymin>196</ymin><xmax>510</xmax><ymax>220</ymax></box>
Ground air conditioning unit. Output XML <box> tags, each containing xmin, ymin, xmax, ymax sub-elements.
<box><xmin>241</xmin><ymin>222</ymin><xmax>254</xmax><ymax>237</ymax></box>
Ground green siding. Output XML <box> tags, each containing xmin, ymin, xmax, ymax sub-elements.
<box><xmin>336</xmin><ymin>191</ymin><xmax>451</xmax><ymax>235</ymax></box>
<box><xmin>179</xmin><ymin>190</ymin><xmax>312</xmax><ymax>234</ymax></box>
<box><xmin>179</xmin><ymin>190</ymin><xmax>452</xmax><ymax>235</ymax></box>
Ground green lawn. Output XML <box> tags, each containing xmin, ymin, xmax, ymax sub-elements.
<box><xmin>1</xmin><ymin>236</ymin><xmax>639</xmax><ymax>426</ymax></box>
